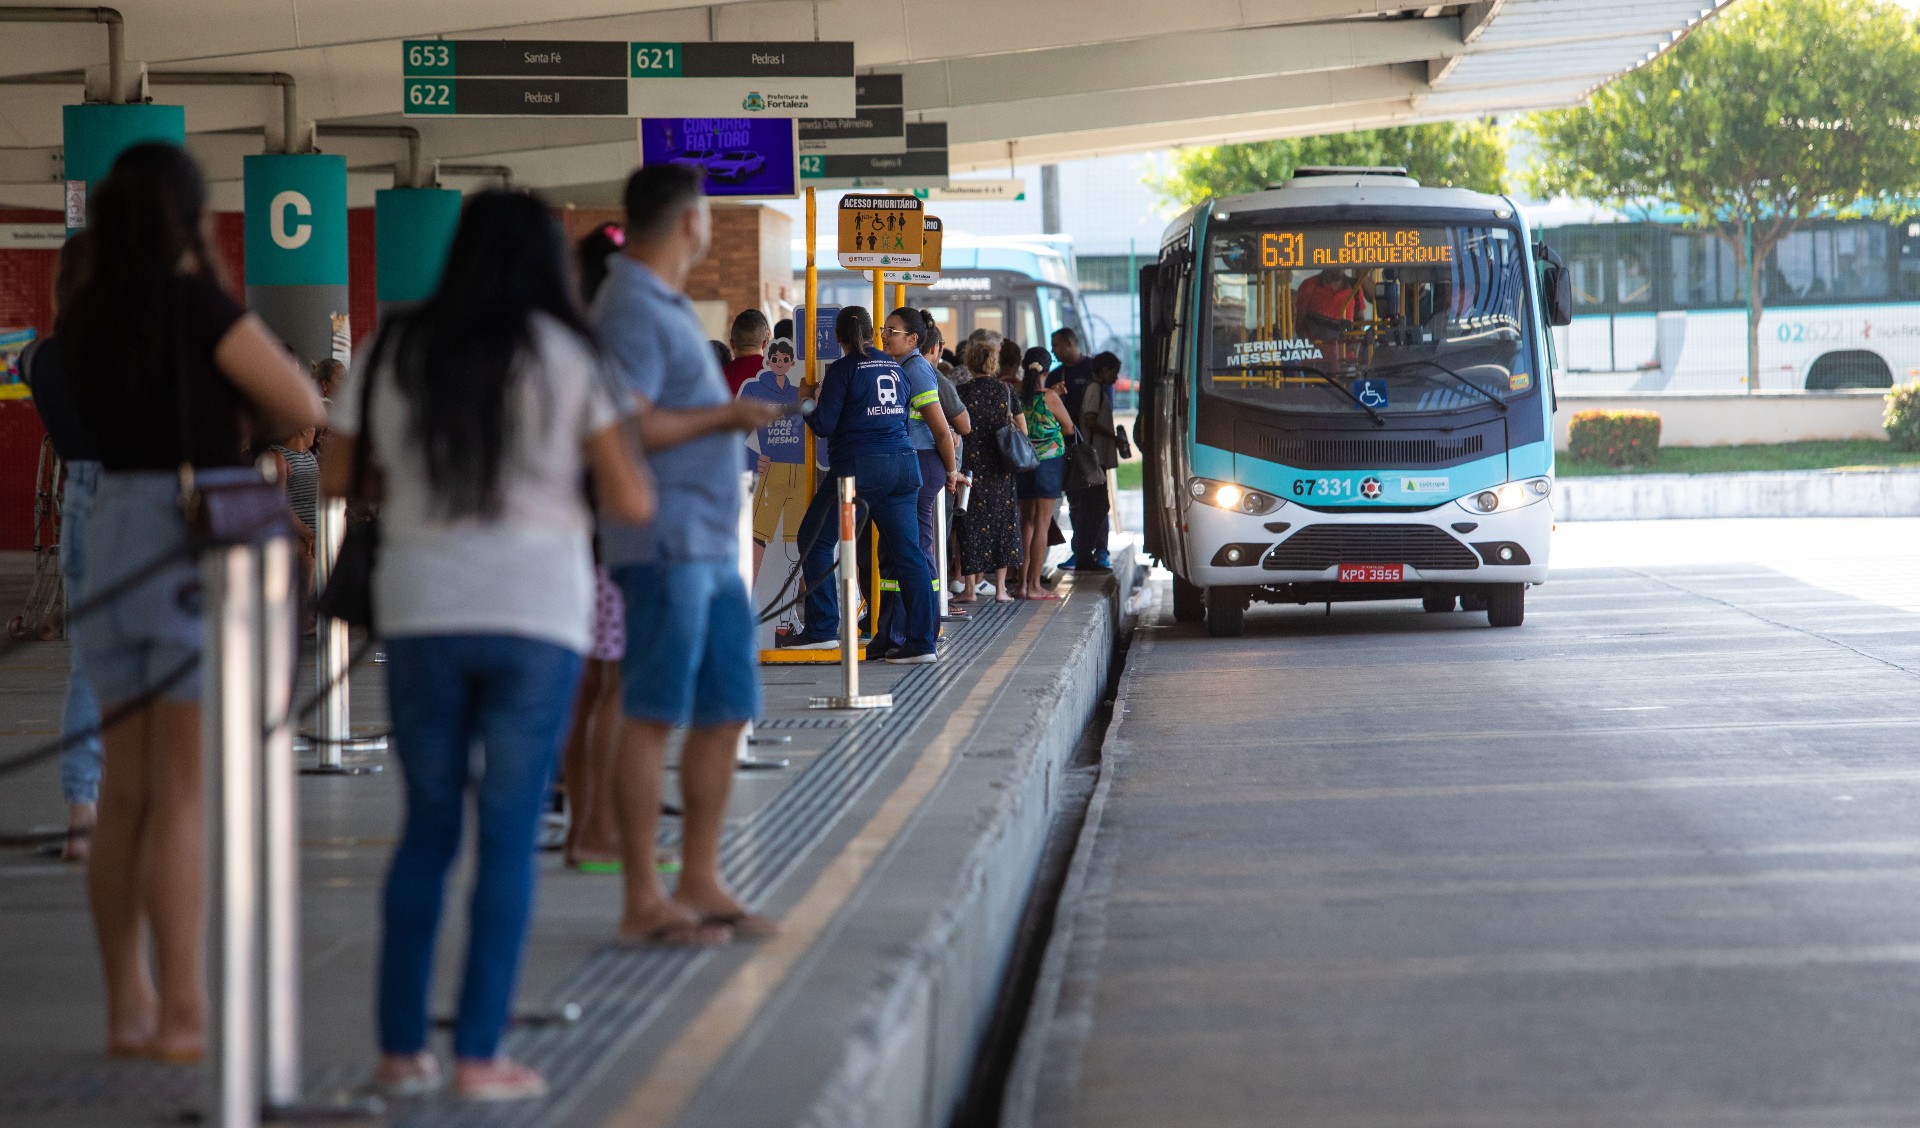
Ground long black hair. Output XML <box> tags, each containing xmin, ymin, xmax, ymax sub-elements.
<box><xmin>59</xmin><ymin>142</ymin><xmax>222</xmax><ymax>402</ymax></box>
<box><xmin>834</xmin><ymin>305</ymin><xmax>874</xmax><ymax>357</ymax></box>
<box><xmin>388</xmin><ymin>189</ymin><xmax>593</xmax><ymax>518</ymax></box>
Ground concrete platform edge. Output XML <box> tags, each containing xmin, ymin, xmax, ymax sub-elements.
<box><xmin>791</xmin><ymin>552</ymin><xmax>1141</xmax><ymax>1128</ymax></box>
<box><xmin>995</xmin><ymin>610</ymin><xmax>1154</xmax><ymax>1128</ymax></box>
<box><xmin>1554</xmin><ymin>466</ymin><xmax>1920</xmax><ymax>520</ymax></box>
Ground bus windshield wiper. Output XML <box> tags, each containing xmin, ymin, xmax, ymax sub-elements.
<box><xmin>1372</xmin><ymin>357</ymin><xmax>1507</xmax><ymax>412</ymax></box>
<box><xmin>1268</xmin><ymin>362</ymin><xmax>1386</xmax><ymax>426</ymax></box>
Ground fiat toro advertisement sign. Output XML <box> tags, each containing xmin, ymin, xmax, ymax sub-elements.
<box><xmin>640</xmin><ymin>117</ymin><xmax>798</xmax><ymax>199</ymax></box>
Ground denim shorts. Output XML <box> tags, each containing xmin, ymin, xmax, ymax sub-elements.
<box><xmin>75</xmin><ymin>471</ymin><xmax>204</xmax><ymax>706</ymax></box>
<box><xmin>1016</xmin><ymin>455</ymin><xmax>1067</xmax><ymax>501</ymax></box>
<box><xmin>612</xmin><ymin>559</ymin><xmax>762</xmax><ymax>727</ymax></box>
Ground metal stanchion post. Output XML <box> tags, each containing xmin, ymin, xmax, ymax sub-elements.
<box><xmin>736</xmin><ymin>470</ymin><xmax>789</xmax><ymax>768</ymax></box>
<box><xmin>935</xmin><ymin>488</ymin><xmax>950</xmax><ymax>620</ymax></box>
<box><xmin>257</xmin><ymin>537</ymin><xmax>385</xmax><ymax>1122</ymax></box>
<box><xmin>811</xmin><ymin>478</ymin><xmax>891</xmax><ymax>710</ymax></box>
<box><xmin>258</xmin><ymin>537</ymin><xmax>300</xmax><ymax>1108</ymax></box>
<box><xmin>301</xmin><ymin>497</ymin><xmax>383</xmax><ymax>773</ymax></box>
<box><xmin>204</xmin><ymin>543</ymin><xmax>261</xmax><ymax>1128</ymax></box>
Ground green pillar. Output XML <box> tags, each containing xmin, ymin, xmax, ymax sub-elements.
<box><xmin>61</xmin><ymin>103</ymin><xmax>187</xmax><ymax>235</ymax></box>
<box><xmin>374</xmin><ymin>188</ymin><xmax>461</xmax><ymax>310</ymax></box>
<box><xmin>244</xmin><ymin>153</ymin><xmax>349</xmax><ymax>367</ymax></box>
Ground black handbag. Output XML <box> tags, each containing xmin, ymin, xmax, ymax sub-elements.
<box><xmin>1065</xmin><ymin>433</ymin><xmax>1105</xmax><ymax>491</ymax></box>
<box><xmin>315</xmin><ymin>335</ymin><xmax>384</xmax><ymax>629</ymax></box>
<box><xmin>995</xmin><ymin>386</ymin><xmax>1041</xmax><ymax>473</ymax></box>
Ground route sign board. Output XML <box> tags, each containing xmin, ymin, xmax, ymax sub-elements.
<box><xmin>798</xmin><ymin>74</ymin><xmax>904</xmax><ymax>157</ymax></box>
<box><xmin>837</xmin><ymin>194</ymin><xmax>923</xmax><ymax>269</ymax></box>
<box><xmin>868</xmin><ymin>216</ymin><xmax>943</xmax><ymax>284</ymax></box>
<box><xmin>402</xmin><ymin>39</ymin><xmax>855</xmax><ymax>118</ymax></box>
<box><xmin>802</xmin><ymin>122</ymin><xmax>948</xmax><ymax>189</ymax></box>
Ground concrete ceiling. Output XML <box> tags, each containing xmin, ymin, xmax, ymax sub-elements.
<box><xmin>0</xmin><ymin>0</ymin><xmax>1730</xmax><ymax>209</ymax></box>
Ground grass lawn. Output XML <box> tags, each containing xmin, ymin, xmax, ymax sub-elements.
<box><xmin>1112</xmin><ymin>441</ymin><xmax>1920</xmax><ymax>486</ymax></box>
<box><xmin>1558</xmin><ymin>440</ymin><xmax>1920</xmax><ymax>477</ymax></box>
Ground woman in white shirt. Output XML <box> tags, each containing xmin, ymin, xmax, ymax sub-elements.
<box><xmin>323</xmin><ymin>191</ymin><xmax>652</xmax><ymax>1102</ymax></box>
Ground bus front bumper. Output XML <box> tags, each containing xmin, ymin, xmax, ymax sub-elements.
<box><xmin>1180</xmin><ymin>495</ymin><xmax>1552</xmax><ymax>590</ymax></box>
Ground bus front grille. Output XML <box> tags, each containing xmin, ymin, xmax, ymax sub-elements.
<box><xmin>1263</xmin><ymin>524</ymin><xmax>1481</xmax><ymax>571</ymax></box>
<box><xmin>1248</xmin><ymin>432</ymin><xmax>1485</xmax><ymax>469</ymax></box>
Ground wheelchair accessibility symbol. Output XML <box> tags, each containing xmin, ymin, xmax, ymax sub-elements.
<box><xmin>1354</xmin><ymin>379</ymin><xmax>1388</xmax><ymax>409</ymax></box>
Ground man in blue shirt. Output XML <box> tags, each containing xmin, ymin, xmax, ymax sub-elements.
<box><xmin>739</xmin><ymin>337</ymin><xmax>804</xmax><ymax>580</ymax></box>
<box><xmin>593</xmin><ymin>165</ymin><xmax>786</xmax><ymax>946</ymax></box>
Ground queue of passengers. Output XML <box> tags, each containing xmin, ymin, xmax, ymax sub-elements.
<box><xmin>25</xmin><ymin>139</ymin><xmax>1119</xmax><ymax>1103</ymax></box>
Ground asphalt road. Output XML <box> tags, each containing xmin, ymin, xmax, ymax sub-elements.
<box><xmin>1018</xmin><ymin>518</ymin><xmax>1920</xmax><ymax>1128</ymax></box>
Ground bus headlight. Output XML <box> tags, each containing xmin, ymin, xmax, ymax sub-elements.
<box><xmin>1456</xmin><ymin>477</ymin><xmax>1552</xmax><ymax>514</ymax></box>
<box><xmin>1188</xmin><ymin>477</ymin><xmax>1283</xmax><ymax>516</ymax></box>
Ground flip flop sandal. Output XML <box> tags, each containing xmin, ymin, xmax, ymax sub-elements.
<box><xmin>571</xmin><ymin>860</ymin><xmax>622</xmax><ymax>874</ymax></box>
<box><xmin>700</xmin><ymin>911</ymin><xmax>780</xmax><ymax>939</ymax></box>
<box><xmin>614</xmin><ymin>918</ymin><xmax>732</xmax><ymax>948</ymax></box>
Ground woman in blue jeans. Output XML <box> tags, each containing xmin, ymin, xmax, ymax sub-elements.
<box><xmin>322</xmin><ymin>192</ymin><xmax>653</xmax><ymax>1101</ymax></box>
<box><xmin>789</xmin><ymin>306</ymin><xmax>938</xmax><ymax>662</ymax></box>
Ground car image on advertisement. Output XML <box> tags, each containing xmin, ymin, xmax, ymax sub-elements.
<box><xmin>704</xmin><ymin>150</ymin><xmax>767</xmax><ymax>183</ymax></box>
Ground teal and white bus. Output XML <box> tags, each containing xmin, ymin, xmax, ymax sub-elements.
<box><xmin>1138</xmin><ymin>167</ymin><xmax>1573</xmax><ymax>636</ymax></box>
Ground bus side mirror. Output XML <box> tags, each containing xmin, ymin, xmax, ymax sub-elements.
<box><xmin>1536</xmin><ymin>242</ymin><xmax>1574</xmax><ymax>327</ymax></box>
<box><xmin>1543</xmin><ymin>263</ymin><xmax>1574</xmax><ymax>327</ymax></box>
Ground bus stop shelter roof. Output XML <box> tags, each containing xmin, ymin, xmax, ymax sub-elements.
<box><xmin>0</xmin><ymin>0</ymin><xmax>1729</xmax><ymax>207</ymax></box>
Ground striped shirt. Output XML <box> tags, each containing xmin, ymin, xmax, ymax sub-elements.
<box><xmin>274</xmin><ymin>445</ymin><xmax>319</xmax><ymax>531</ymax></box>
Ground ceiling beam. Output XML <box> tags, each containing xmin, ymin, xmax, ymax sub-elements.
<box><xmin>950</xmin><ymin>98</ymin><xmax>1429</xmax><ymax>171</ymax></box>
<box><xmin>900</xmin><ymin>17</ymin><xmax>1460</xmax><ymax>112</ymax></box>
<box><xmin>942</xmin><ymin>63</ymin><xmax>1429</xmax><ymax>149</ymax></box>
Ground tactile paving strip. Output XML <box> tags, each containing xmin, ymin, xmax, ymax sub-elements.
<box><xmin>400</xmin><ymin>598</ymin><xmax>1026</xmax><ymax>1128</ymax></box>
<box><xmin>751</xmin><ymin>715</ymin><xmax>854</xmax><ymax>730</ymax></box>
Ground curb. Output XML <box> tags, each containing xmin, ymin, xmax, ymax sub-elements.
<box><xmin>996</xmin><ymin>604</ymin><xmax>1152</xmax><ymax>1128</ymax></box>
<box><xmin>788</xmin><ymin>550</ymin><xmax>1143</xmax><ymax>1128</ymax></box>
<box><xmin>1555</xmin><ymin>467</ymin><xmax>1920</xmax><ymax>521</ymax></box>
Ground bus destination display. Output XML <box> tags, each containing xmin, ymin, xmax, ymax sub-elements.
<box><xmin>1260</xmin><ymin>227</ymin><xmax>1453</xmax><ymax>269</ymax></box>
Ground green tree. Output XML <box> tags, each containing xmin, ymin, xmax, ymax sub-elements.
<box><xmin>1525</xmin><ymin>0</ymin><xmax>1920</xmax><ymax>388</ymax></box>
<box><xmin>1149</xmin><ymin>120</ymin><xmax>1508</xmax><ymax>210</ymax></box>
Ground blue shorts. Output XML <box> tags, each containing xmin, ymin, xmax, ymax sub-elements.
<box><xmin>75</xmin><ymin>471</ymin><xmax>205</xmax><ymax>706</ymax></box>
<box><xmin>612</xmin><ymin>560</ymin><xmax>762</xmax><ymax>728</ymax></box>
<box><xmin>1016</xmin><ymin>456</ymin><xmax>1067</xmax><ymax>501</ymax></box>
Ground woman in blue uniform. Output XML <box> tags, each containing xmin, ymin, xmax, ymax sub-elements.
<box><xmin>786</xmin><ymin>306</ymin><xmax>938</xmax><ymax>664</ymax></box>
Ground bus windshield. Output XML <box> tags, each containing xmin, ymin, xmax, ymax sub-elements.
<box><xmin>1204</xmin><ymin>221</ymin><xmax>1539</xmax><ymax>415</ymax></box>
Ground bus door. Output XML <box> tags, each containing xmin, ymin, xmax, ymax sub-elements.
<box><xmin>965</xmin><ymin>299</ymin><xmax>1010</xmax><ymax>341</ymax></box>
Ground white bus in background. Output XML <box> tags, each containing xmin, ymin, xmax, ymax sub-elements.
<box><xmin>792</xmin><ymin>233</ymin><xmax>1092</xmax><ymax>353</ymax></box>
<box><xmin>1539</xmin><ymin>202</ymin><xmax>1920</xmax><ymax>392</ymax></box>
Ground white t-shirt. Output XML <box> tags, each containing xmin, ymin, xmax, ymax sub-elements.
<box><xmin>330</xmin><ymin>313</ymin><xmax>627</xmax><ymax>654</ymax></box>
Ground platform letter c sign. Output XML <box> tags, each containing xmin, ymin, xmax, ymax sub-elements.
<box><xmin>271</xmin><ymin>189</ymin><xmax>313</xmax><ymax>251</ymax></box>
